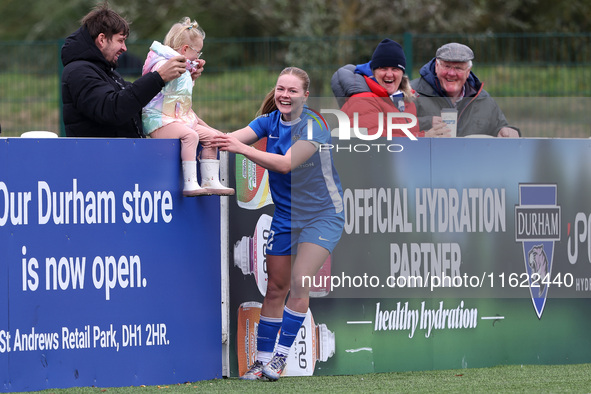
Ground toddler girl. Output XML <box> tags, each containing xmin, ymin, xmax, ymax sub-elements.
<box><xmin>142</xmin><ymin>17</ymin><xmax>234</xmax><ymax>196</ymax></box>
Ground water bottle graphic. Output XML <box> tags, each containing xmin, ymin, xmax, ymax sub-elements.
<box><xmin>236</xmin><ymin>301</ymin><xmax>261</xmax><ymax>376</ymax></box>
<box><xmin>236</xmin><ymin>302</ymin><xmax>335</xmax><ymax>377</ymax></box>
<box><xmin>283</xmin><ymin>308</ymin><xmax>335</xmax><ymax>376</ymax></box>
<box><xmin>235</xmin><ymin>138</ymin><xmax>274</xmax><ymax>210</ymax></box>
<box><xmin>234</xmin><ymin>214</ymin><xmax>272</xmax><ymax>296</ymax></box>
<box><xmin>233</xmin><ymin>214</ymin><xmax>332</xmax><ymax>297</ymax></box>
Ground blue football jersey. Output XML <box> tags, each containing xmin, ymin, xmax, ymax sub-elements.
<box><xmin>248</xmin><ymin>107</ymin><xmax>343</xmax><ymax>220</ymax></box>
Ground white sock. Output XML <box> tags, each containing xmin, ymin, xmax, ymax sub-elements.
<box><xmin>275</xmin><ymin>344</ymin><xmax>291</xmax><ymax>356</ymax></box>
<box><xmin>257</xmin><ymin>350</ymin><xmax>272</xmax><ymax>364</ymax></box>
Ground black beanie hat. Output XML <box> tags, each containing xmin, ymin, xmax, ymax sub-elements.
<box><xmin>370</xmin><ymin>39</ymin><xmax>406</xmax><ymax>72</ymax></box>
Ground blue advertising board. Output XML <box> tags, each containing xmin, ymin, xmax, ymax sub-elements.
<box><xmin>0</xmin><ymin>138</ymin><xmax>221</xmax><ymax>391</ymax></box>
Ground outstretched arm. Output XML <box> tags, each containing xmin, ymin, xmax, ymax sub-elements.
<box><xmin>211</xmin><ymin>127</ymin><xmax>317</xmax><ymax>174</ymax></box>
<box><xmin>156</xmin><ymin>56</ymin><xmax>188</xmax><ymax>83</ymax></box>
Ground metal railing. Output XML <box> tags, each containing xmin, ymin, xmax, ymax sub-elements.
<box><xmin>0</xmin><ymin>33</ymin><xmax>590</xmax><ymax>137</ymax></box>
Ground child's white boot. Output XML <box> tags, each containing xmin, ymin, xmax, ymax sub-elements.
<box><xmin>200</xmin><ymin>159</ymin><xmax>235</xmax><ymax>196</ymax></box>
<box><xmin>182</xmin><ymin>161</ymin><xmax>209</xmax><ymax>197</ymax></box>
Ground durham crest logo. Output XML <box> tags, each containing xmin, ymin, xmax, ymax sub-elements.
<box><xmin>515</xmin><ymin>184</ymin><xmax>561</xmax><ymax>319</ymax></box>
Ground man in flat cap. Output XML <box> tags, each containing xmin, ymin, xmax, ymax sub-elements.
<box><xmin>411</xmin><ymin>43</ymin><xmax>520</xmax><ymax>137</ymax></box>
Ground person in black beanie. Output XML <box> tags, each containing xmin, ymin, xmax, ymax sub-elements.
<box><xmin>330</xmin><ymin>38</ymin><xmax>424</xmax><ymax>137</ymax></box>
<box><xmin>370</xmin><ymin>38</ymin><xmax>407</xmax><ymax>73</ymax></box>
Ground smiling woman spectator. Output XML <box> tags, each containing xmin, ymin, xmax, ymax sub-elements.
<box><xmin>331</xmin><ymin>38</ymin><xmax>425</xmax><ymax>138</ymax></box>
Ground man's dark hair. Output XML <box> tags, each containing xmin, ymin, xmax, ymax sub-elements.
<box><xmin>81</xmin><ymin>1</ymin><xmax>130</xmax><ymax>40</ymax></box>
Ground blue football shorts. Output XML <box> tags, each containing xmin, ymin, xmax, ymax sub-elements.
<box><xmin>266</xmin><ymin>212</ymin><xmax>345</xmax><ymax>256</ymax></box>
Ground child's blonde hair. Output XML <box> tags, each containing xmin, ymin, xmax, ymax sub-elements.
<box><xmin>164</xmin><ymin>17</ymin><xmax>205</xmax><ymax>50</ymax></box>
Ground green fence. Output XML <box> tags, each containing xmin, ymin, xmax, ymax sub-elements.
<box><xmin>1</xmin><ymin>33</ymin><xmax>590</xmax><ymax>137</ymax></box>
